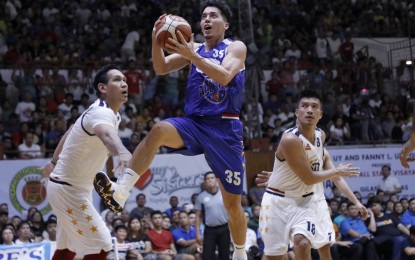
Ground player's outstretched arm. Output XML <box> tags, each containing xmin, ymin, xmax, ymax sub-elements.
<box><xmin>281</xmin><ymin>133</ymin><xmax>359</xmax><ymax>185</ymax></box>
<box><xmin>400</xmin><ymin>131</ymin><xmax>415</xmax><ymax>168</ymax></box>
<box><xmin>324</xmin><ymin>149</ymin><xmax>368</xmax><ymax>219</ymax></box>
<box><xmin>94</xmin><ymin>124</ymin><xmax>131</xmax><ymax>174</ymax></box>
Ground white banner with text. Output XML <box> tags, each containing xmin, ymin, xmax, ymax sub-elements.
<box><xmin>0</xmin><ymin>148</ymin><xmax>414</xmax><ymax>219</ymax></box>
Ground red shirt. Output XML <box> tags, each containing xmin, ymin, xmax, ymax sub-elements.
<box><xmin>339</xmin><ymin>42</ymin><xmax>354</xmax><ymax>62</ymax></box>
<box><xmin>124</xmin><ymin>70</ymin><xmax>143</xmax><ymax>94</ymax></box>
<box><xmin>147</xmin><ymin>229</ymin><xmax>173</xmax><ymax>251</ymax></box>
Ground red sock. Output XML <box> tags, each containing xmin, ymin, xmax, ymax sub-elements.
<box><xmin>52</xmin><ymin>249</ymin><xmax>76</xmax><ymax>260</ymax></box>
<box><xmin>83</xmin><ymin>250</ymin><xmax>108</xmax><ymax>260</ymax></box>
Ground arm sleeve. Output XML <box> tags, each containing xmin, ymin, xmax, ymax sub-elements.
<box><xmin>194</xmin><ymin>194</ymin><xmax>202</xmax><ymax>211</ymax></box>
<box><xmin>82</xmin><ymin>107</ymin><xmax>115</xmax><ymax>134</ymax></box>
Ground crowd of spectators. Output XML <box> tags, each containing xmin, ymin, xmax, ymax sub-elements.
<box><xmin>1</xmin><ymin>171</ymin><xmax>415</xmax><ymax>259</ymax></box>
<box><xmin>0</xmin><ymin>0</ymin><xmax>414</xmax><ymax>157</ymax></box>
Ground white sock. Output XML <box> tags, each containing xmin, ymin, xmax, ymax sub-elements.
<box><xmin>117</xmin><ymin>167</ymin><xmax>140</xmax><ymax>191</ymax></box>
<box><xmin>233</xmin><ymin>243</ymin><xmax>247</xmax><ymax>260</ymax></box>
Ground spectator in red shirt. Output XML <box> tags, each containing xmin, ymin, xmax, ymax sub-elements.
<box><xmin>339</xmin><ymin>35</ymin><xmax>354</xmax><ymax>63</ymax></box>
<box><xmin>146</xmin><ymin>210</ymin><xmax>186</xmax><ymax>260</ymax></box>
<box><xmin>265</xmin><ymin>70</ymin><xmax>283</xmax><ymax>98</ymax></box>
<box><xmin>124</xmin><ymin>59</ymin><xmax>144</xmax><ymax>105</ymax></box>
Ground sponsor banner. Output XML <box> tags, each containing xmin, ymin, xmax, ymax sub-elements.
<box><xmin>1</xmin><ymin>148</ymin><xmax>413</xmax><ymax>218</ymax></box>
<box><xmin>0</xmin><ymin>155</ymin><xmax>213</xmax><ymax>217</ymax></box>
<box><xmin>0</xmin><ymin>242</ymin><xmax>52</xmax><ymax>260</ymax></box>
<box><xmin>0</xmin><ymin>159</ymin><xmax>53</xmax><ymax>219</ymax></box>
<box><xmin>325</xmin><ymin>146</ymin><xmax>415</xmax><ymax>202</ymax></box>
<box><xmin>123</xmin><ymin>154</ymin><xmax>212</xmax><ymax>212</ymax></box>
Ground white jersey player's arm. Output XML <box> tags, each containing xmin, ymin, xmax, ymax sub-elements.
<box><xmin>278</xmin><ymin>133</ymin><xmax>359</xmax><ymax>185</ymax></box>
<box><xmin>93</xmin><ymin>123</ymin><xmax>131</xmax><ymax>157</ymax></box>
<box><xmin>52</xmin><ymin>125</ymin><xmax>74</xmax><ymax>163</ymax></box>
<box><xmin>324</xmin><ymin>148</ymin><xmax>368</xmax><ymax>219</ymax></box>
<box><xmin>42</xmin><ymin>125</ymin><xmax>74</xmax><ymax>178</ymax></box>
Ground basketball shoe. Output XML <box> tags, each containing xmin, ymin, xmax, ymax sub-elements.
<box><xmin>94</xmin><ymin>168</ymin><xmax>140</xmax><ymax>212</ymax></box>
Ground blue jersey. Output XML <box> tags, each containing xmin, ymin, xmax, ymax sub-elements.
<box><xmin>185</xmin><ymin>38</ymin><xmax>245</xmax><ymax>116</ymax></box>
<box><xmin>164</xmin><ymin>39</ymin><xmax>246</xmax><ymax>195</ymax></box>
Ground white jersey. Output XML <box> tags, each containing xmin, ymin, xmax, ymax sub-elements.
<box><xmin>51</xmin><ymin>99</ymin><xmax>121</xmax><ymax>190</ymax></box>
<box><xmin>267</xmin><ymin>127</ymin><xmax>324</xmax><ymax>197</ymax></box>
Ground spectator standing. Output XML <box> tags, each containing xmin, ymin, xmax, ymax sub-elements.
<box><xmin>378</xmin><ymin>165</ymin><xmax>402</xmax><ymax>196</ymax></box>
<box><xmin>194</xmin><ymin>172</ymin><xmax>230</xmax><ymax>260</ymax></box>
<box><xmin>339</xmin><ymin>35</ymin><xmax>354</xmax><ymax>64</ymax></box>
<box><xmin>124</xmin><ymin>60</ymin><xmax>144</xmax><ymax>106</ymax></box>
<box><xmin>121</xmin><ymin>29</ymin><xmax>140</xmax><ymax>63</ymax></box>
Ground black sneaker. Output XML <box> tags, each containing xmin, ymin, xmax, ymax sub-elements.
<box><xmin>93</xmin><ymin>171</ymin><xmax>123</xmax><ymax>213</ymax></box>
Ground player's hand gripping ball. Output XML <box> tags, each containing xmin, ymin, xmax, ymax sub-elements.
<box><xmin>155</xmin><ymin>14</ymin><xmax>192</xmax><ymax>51</ymax></box>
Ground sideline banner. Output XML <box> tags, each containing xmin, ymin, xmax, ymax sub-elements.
<box><xmin>1</xmin><ymin>148</ymin><xmax>414</xmax><ymax>218</ymax></box>
<box><xmin>0</xmin><ymin>242</ymin><xmax>52</xmax><ymax>260</ymax></box>
<box><xmin>0</xmin><ymin>155</ymin><xmax>212</xmax><ymax>217</ymax></box>
<box><xmin>325</xmin><ymin>146</ymin><xmax>415</xmax><ymax>202</ymax></box>
<box><xmin>123</xmin><ymin>154</ymin><xmax>211</xmax><ymax>212</ymax></box>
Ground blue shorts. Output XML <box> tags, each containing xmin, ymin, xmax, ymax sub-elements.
<box><xmin>165</xmin><ymin>115</ymin><xmax>245</xmax><ymax>194</ymax></box>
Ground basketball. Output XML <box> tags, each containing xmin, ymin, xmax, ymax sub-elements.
<box><xmin>155</xmin><ymin>14</ymin><xmax>192</xmax><ymax>51</ymax></box>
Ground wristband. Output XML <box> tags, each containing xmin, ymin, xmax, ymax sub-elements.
<box><xmin>51</xmin><ymin>157</ymin><xmax>58</xmax><ymax>165</ymax></box>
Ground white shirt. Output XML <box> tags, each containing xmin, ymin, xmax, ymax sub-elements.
<box><xmin>379</xmin><ymin>175</ymin><xmax>402</xmax><ymax>193</ymax></box>
<box><xmin>268</xmin><ymin>127</ymin><xmax>324</xmax><ymax>197</ymax></box>
<box><xmin>122</xmin><ymin>31</ymin><xmax>140</xmax><ymax>50</ymax></box>
<box><xmin>51</xmin><ymin>99</ymin><xmax>121</xmax><ymax>190</ymax></box>
<box><xmin>15</xmin><ymin>101</ymin><xmax>36</xmax><ymax>122</ymax></box>
<box><xmin>245</xmin><ymin>228</ymin><xmax>258</xmax><ymax>251</ymax></box>
<box><xmin>18</xmin><ymin>143</ymin><xmax>41</xmax><ymax>158</ymax></box>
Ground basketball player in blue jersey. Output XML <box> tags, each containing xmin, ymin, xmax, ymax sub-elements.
<box><xmin>94</xmin><ymin>1</ymin><xmax>248</xmax><ymax>260</ymax></box>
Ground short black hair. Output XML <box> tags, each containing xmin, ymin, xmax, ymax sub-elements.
<box><xmin>92</xmin><ymin>64</ymin><xmax>120</xmax><ymax>97</ymax></box>
<box><xmin>297</xmin><ymin>89</ymin><xmax>322</xmax><ymax>103</ymax></box>
<box><xmin>45</xmin><ymin>219</ymin><xmax>57</xmax><ymax>228</ymax></box>
<box><xmin>347</xmin><ymin>202</ymin><xmax>356</xmax><ymax>209</ymax></box>
<box><xmin>136</xmin><ymin>193</ymin><xmax>146</xmax><ymax>200</ymax></box>
<box><xmin>381</xmin><ymin>165</ymin><xmax>391</xmax><ymax>171</ymax></box>
<box><xmin>367</xmin><ymin>197</ymin><xmax>383</xmax><ymax>207</ymax></box>
<box><xmin>200</xmin><ymin>0</ymin><xmax>232</xmax><ymax>21</ymax></box>
<box><xmin>204</xmin><ymin>171</ymin><xmax>215</xmax><ymax>180</ymax></box>
<box><xmin>114</xmin><ymin>224</ymin><xmax>128</xmax><ymax>233</ymax></box>
<box><xmin>151</xmin><ymin>210</ymin><xmax>163</xmax><ymax>218</ymax></box>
